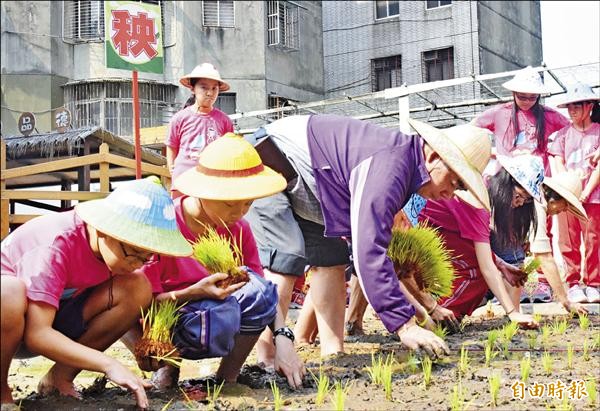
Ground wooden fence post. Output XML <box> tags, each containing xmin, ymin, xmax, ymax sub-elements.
<box><xmin>99</xmin><ymin>143</ymin><xmax>110</xmax><ymax>192</ymax></box>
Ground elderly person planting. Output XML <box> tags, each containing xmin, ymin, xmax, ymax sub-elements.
<box><xmin>1</xmin><ymin>178</ymin><xmax>192</xmax><ymax>408</ymax></box>
<box><xmin>123</xmin><ymin>134</ymin><xmax>305</xmax><ymax>390</ymax></box>
<box><xmin>243</xmin><ymin>114</ymin><xmax>492</xmax><ymax>361</ymax></box>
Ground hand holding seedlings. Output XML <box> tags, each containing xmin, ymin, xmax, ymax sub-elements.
<box><xmin>429</xmin><ymin>304</ymin><xmax>460</xmax><ymax>333</ymax></box>
<box><xmin>398</xmin><ymin>317</ymin><xmax>450</xmax><ymax>359</ymax></box>
<box><xmin>187</xmin><ymin>272</ymin><xmax>246</xmax><ymax>300</ymax></box>
<box><xmin>496</xmin><ymin>258</ymin><xmax>528</xmax><ymax>287</ymax></box>
<box><xmin>507</xmin><ymin>311</ymin><xmax>539</xmax><ymax>329</ymax></box>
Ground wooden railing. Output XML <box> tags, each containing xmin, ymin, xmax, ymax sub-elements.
<box><xmin>1</xmin><ymin>140</ymin><xmax>170</xmax><ymax>240</ymax></box>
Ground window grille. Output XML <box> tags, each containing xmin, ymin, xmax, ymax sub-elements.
<box><xmin>426</xmin><ymin>0</ymin><xmax>452</xmax><ymax>10</ymax></box>
<box><xmin>267</xmin><ymin>1</ymin><xmax>299</xmax><ymax>49</ymax></box>
<box><xmin>371</xmin><ymin>55</ymin><xmax>402</xmax><ymax>92</ymax></box>
<box><xmin>202</xmin><ymin>1</ymin><xmax>235</xmax><ymax>27</ymax></box>
<box><xmin>64</xmin><ymin>81</ymin><xmax>177</xmax><ymax>137</ymax></box>
<box><xmin>62</xmin><ymin>0</ymin><xmax>176</xmax><ymax>46</ymax></box>
<box><xmin>375</xmin><ymin>1</ymin><xmax>400</xmax><ymax>19</ymax></box>
<box><xmin>422</xmin><ymin>47</ymin><xmax>454</xmax><ymax>82</ymax></box>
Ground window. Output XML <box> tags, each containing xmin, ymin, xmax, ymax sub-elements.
<box><xmin>422</xmin><ymin>47</ymin><xmax>454</xmax><ymax>82</ymax></box>
<box><xmin>267</xmin><ymin>1</ymin><xmax>299</xmax><ymax>49</ymax></box>
<box><xmin>267</xmin><ymin>95</ymin><xmax>293</xmax><ymax>120</ymax></box>
<box><xmin>375</xmin><ymin>1</ymin><xmax>400</xmax><ymax>19</ymax></box>
<box><xmin>62</xmin><ymin>1</ymin><xmax>175</xmax><ymax>46</ymax></box>
<box><xmin>64</xmin><ymin>81</ymin><xmax>178</xmax><ymax>137</ymax></box>
<box><xmin>202</xmin><ymin>1</ymin><xmax>235</xmax><ymax>27</ymax></box>
<box><xmin>426</xmin><ymin>0</ymin><xmax>452</xmax><ymax>9</ymax></box>
<box><xmin>215</xmin><ymin>93</ymin><xmax>237</xmax><ymax>115</ymax></box>
<box><xmin>371</xmin><ymin>55</ymin><xmax>402</xmax><ymax>92</ymax></box>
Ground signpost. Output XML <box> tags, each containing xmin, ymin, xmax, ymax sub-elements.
<box><xmin>105</xmin><ymin>1</ymin><xmax>163</xmax><ymax>179</ymax></box>
<box><xmin>17</xmin><ymin>112</ymin><xmax>36</xmax><ymax>136</ymax></box>
<box><xmin>53</xmin><ymin>107</ymin><xmax>72</xmax><ymax>133</ymax></box>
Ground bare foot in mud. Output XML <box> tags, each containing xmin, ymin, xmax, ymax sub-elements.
<box><xmin>37</xmin><ymin>371</ymin><xmax>81</xmax><ymax>399</ymax></box>
<box><xmin>149</xmin><ymin>365</ymin><xmax>179</xmax><ymax>391</ymax></box>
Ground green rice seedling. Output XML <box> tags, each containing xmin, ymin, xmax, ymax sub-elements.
<box><xmin>526</xmin><ymin>332</ymin><xmax>537</xmax><ymax>350</ymax></box>
<box><xmin>405</xmin><ymin>352</ymin><xmax>420</xmax><ymax>374</ymax></box>
<box><xmin>551</xmin><ymin>318</ymin><xmax>568</xmax><ymax>335</ymax></box>
<box><xmin>533</xmin><ymin>313</ymin><xmax>543</xmax><ymax>324</ymax></box>
<box><xmin>366</xmin><ymin>352</ymin><xmax>384</xmax><ymax>385</ymax></box>
<box><xmin>540</xmin><ymin>325</ymin><xmax>551</xmax><ymax>348</ymax></box>
<box><xmin>557</xmin><ymin>395</ymin><xmax>574</xmax><ymax>411</ymax></box>
<box><xmin>449</xmin><ymin>380</ymin><xmax>470</xmax><ymax>411</ymax></box>
<box><xmin>160</xmin><ymin>398</ymin><xmax>174</xmax><ymax>411</ymax></box>
<box><xmin>422</xmin><ymin>356</ymin><xmax>433</xmax><ymax>388</ymax></box>
<box><xmin>520</xmin><ymin>355</ymin><xmax>531</xmax><ymax>383</ymax></box>
<box><xmin>387</xmin><ymin>225</ymin><xmax>455</xmax><ymax>298</ymax></box>
<box><xmin>583</xmin><ymin>339</ymin><xmax>590</xmax><ymax>361</ymax></box>
<box><xmin>484</xmin><ymin>341</ymin><xmax>497</xmax><ymax>367</ymax></box>
<box><xmin>586</xmin><ymin>378</ymin><xmax>597</xmax><ymax>407</ymax></box>
<box><xmin>502</xmin><ymin>321</ymin><xmax>519</xmax><ymax>341</ymax></box>
<box><xmin>488</xmin><ymin>371</ymin><xmax>501</xmax><ymax>407</ymax></box>
<box><xmin>458</xmin><ymin>345</ymin><xmax>470</xmax><ymax>377</ymax></box>
<box><xmin>270</xmin><ymin>380</ymin><xmax>284</xmax><ymax>411</ymax></box>
<box><xmin>487</xmin><ymin>329</ymin><xmax>500</xmax><ymax>347</ymax></box>
<box><xmin>578</xmin><ymin>313</ymin><xmax>590</xmax><ymax>330</ymax></box>
<box><xmin>593</xmin><ymin>332</ymin><xmax>600</xmax><ymax>350</ymax></box>
<box><xmin>542</xmin><ymin>351</ymin><xmax>553</xmax><ymax>375</ymax></box>
<box><xmin>382</xmin><ymin>362</ymin><xmax>394</xmax><ymax>401</ymax></box>
<box><xmin>179</xmin><ymin>387</ymin><xmax>199</xmax><ymax>410</ymax></box>
<box><xmin>566</xmin><ymin>343</ymin><xmax>574</xmax><ymax>369</ymax></box>
<box><xmin>207</xmin><ymin>380</ymin><xmax>225</xmax><ymax>408</ymax></box>
<box><xmin>432</xmin><ymin>323</ymin><xmax>448</xmax><ymax>340</ymax></box>
<box><xmin>523</xmin><ymin>257</ymin><xmax>540</xmax><ymax>300</ymax></box>
<box><xmin>522</xmin><ymin>255</ymin><xmax>542</xmax><ymax>275</ymax></box>
<box><xmin>329</xmin><ymin>380</ymin><xmax>351</xmax><ymax>411</ymax></box>
<box><xmin>501</xmin><ymin>339</ymin><xmax>510</xmax><ymax>359</ymax></box>
<box><xmin>309</xmin><ymin>367</ymin><xmax>331</xmax><ymax>406</ymax></box>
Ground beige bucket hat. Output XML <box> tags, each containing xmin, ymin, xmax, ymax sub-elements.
<box><xmin>408</xmin><ymin>119</ymin><xmax>492</xmax><ymax>211</ymax></box>
<box><xmin>180</xmin><ymin>63</ymin><xmax>230</xmax><ymax>91</ymax></box>
<box><xmin>502</xmin><ymin>66</ymin><xmax>550</xmax><ymax>95</ymax></box>
<box><xmin>543</xmin><ymin>172</ymin><xmax>589</xmax><ymax>222</ymax></box>
<box><xmin>557</xmin><ymin>82</ymin><xmax>599</xmax><ymax>108</ymax></box>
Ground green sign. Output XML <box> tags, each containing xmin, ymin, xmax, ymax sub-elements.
<box><xmin>105</xmin><ymin>1</ymin><xmax>163</xmax><ymax>74</ymax></box>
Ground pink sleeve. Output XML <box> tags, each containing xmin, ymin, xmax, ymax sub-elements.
<box><xmin>165</xmin><ymin>112</ymin><xmax>181</xmax><ymax>148</ymax></box>
<box><xmin>20</xmin><ymin>246</ymin><xmax>68</xmax><ymax>309</ymax></box>
<box><xmin>451</xmin><ymin>201</ymin><xmax>491</xmax><ymax>243</ymax></box>
<box><xmin>140</xmin><ymin>256</ymin><xmax>166</xmax><ymax>294</ymax></box>
<box><xmin>216</xmin><ymin>110</ymin><xmax>234</xmax><ymax>134</ymax></box>
<box><xmin>548</xmin><ymin>128</ymin><xmax>567</xmax><ymax>158</ymax></box>
<box><xmin>474</xmin><ymin>106</ymin><xmax>497</xmax><ymax>132</ymax></box>
<box><xmin>238</xmin><ymin>219</ymin><xmax>264</xmax><ymax>277</ymax></box>
<box><xmin>546</xmin><ymin>110</ymin><xmax>570</xmax><ymax>134</ymax></box>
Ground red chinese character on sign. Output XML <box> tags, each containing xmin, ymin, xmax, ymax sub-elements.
<box><xmin>111</xmin><ymin>9</ymin><xmax>157</xmax><ymax>59</ymax></box>
<box><xmin>528</xmin><ymin>382</ymin><xmax>545</xmax><ymax>398</ymax></box>
<box><xmin>547</xmin><ymin>380</ymin><xmax>566</xmax><ymax>400</ymax></box>
<box><xmin>511</xmin><ymin>381</ymin><xmax>526</xmax><ymax>400</ymax></box>
<box><xmin>567</xmin><ymin>380</ymin><xmax>587</xmax><ymax>400</ymax></box>
<box><xmin>111</xmin><ymin>10</ymin><xmax>132</xmax><ymax>56</ymax></box>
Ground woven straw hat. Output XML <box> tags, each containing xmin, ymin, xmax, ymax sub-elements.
<box><xmin>557</xmin><ymin>82</ymin><xmax>599</xmax><ymax>108</ymax></box>
<box><xmin>497</xmin><ymin>154</ymin><xmax>545</xmax><ymax>202</ymax></box>
<box><xmin>75</xmin><ymin>177</ymin><xmax>192</xmax><ymax>256</ymax></box>
<box><xmin>174</xmin><ymin>133</ymin><xmax>287</xmax><ymax>200</ymax></box>
<box><xmin>544</xmin><ymin>172</ymin><xmax>588</xmax><ymax>222</ymax></box>
<box><xmin>502</xmin><ymin>66</ymin><xmax>549</xmax><ymax>95</ymax></box>
<box><xmin>408</xmin><ymin>119</ymin><xmax>492</xmax><ymax>211</ymax></box>
<box><xmin>180</xmin><ymin>63</ymin><xmax>230</xmax><ymax>91</ymax></box>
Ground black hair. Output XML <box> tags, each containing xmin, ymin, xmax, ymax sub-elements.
<box><xmin>543</xmin><ymin>185</ymin><xmax>563</xmax><ymax>202</ymax></box>
<box><xmin>181</xmin><ymin>78</ymin><xmax>199</xmax><ymax>109</ymax></box>
<box><xmin>511</xmin><ymin>96</ymin><xmax>546</xmax><ymax>153</ymax></box>
<box><xmin>488</xmin><ymin>168</ymin><xmax>537</xmax><ymax>249</ymax></box>
<box><xmin>590</xmin><ymin>102</ymin><xmax>600</xmax><ymax>123</ymax></box>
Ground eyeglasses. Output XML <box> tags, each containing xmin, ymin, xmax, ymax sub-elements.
<box><xmin>514</xmin><ymin>94</ymin><xmax>539</xmax><ymax>102</ymax></box>
<box><xmin>122</xmin><ymin>243</ymin><xmax>154</xmax><ymax>263</ymax></box>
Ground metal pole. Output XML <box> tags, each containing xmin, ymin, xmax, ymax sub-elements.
<box><xmin>132</xmin><ymin>70</ymin><xmax>142</xmax><ymax>179</ymax></box>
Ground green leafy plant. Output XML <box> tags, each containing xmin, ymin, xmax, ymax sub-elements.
<box><xmin>484</xmin><ymin>341</ymin><xmax>497</xmax><ymax>367</ymax></box>
<box><xmin>566</xmin><ymin>343</ymin><xmax>574</xmax><ymax>369</ymax></box>
<box><xmin>382</xmin><ymin>361</ymin><xmax>394</xmax><ymax>401</ymax></box>
<box><xmin>309</xmin><ymin>367</ymin><xmax>331</xmax><ymax>406</ymax></box>
<box><xmin>330</xmin><ymin>380</ymin><xmax>351</xmax><ymax>411</ymax></box>
<box><xmin>422</xmin><ymin>356</ymin><xmax>432</xmax><ymax>388</ymax></box>
<box><xmin>387</xmin><ymin>225</ymin><xmax>455</xmax><ymax>298</ymax></box>
<box><xmin>533</xmin><ymin>313</ymin><xmax>543</xmax><ymax>324</ymax></box>
<box><xmin>270</xmin><ymin>380</ymin><xmax>284</xmax><ymax>411</ymax></box>
<box><xmin>578</xmin><ymin>313</ymin><xmax>590</xmax><ymax>330</ymax></box>
<box><xmin>449</xmin><ymin>379</ymin><xmax>470</xmax><ymax>411</ymax></box>
<box><xmin>526</xmin><ymin>332</ymin><xmax>537</xmax><ymax>350</ymax></box>
<box><xmin>207</xmin><ymin>380</ymin><xmax>225</xmax><ymax>408</ymax></box>
<box><xmin>551</xmin><ymin>318</ymin><xmax>568</xmax><ymax>335</ymax></box>
<box><xmin>432</xmin><ymin>323</ymin><xmax>448</xmax><ymax>340</ymax></box>
<box><xmin>135</xmin><ymin>299</ymin><xmax>183</xmax><ymax>368</ymax></box>
<box><xmin>556</xmin><ymin>395</ymin><xmax>574</xmax><ymax>411</ymax></box>
<box><xmin>520</xmin><ymin>356</ymin><xmax>531</xmax><ymax>383</ymax></box>
<box><xmin>586</xmin><ymin>378</ymin><xmax>597</xmax><ymax>407</ymax></box>
<box><xmin>488</xmin><ymin>371</ymin><xmax>501</xmax><ymax>407</ymax></box>
<box><xmin>583</xmin><ymin>339</ymin><xmax>590</xmax><ymax>361</ymax></box>
<box><xmin>366</xmin><ymin>353</ymin><xmax>384</xmax><ymax>385</ymax></box>
<box><xmin>458</xmin><ymin>345</ymin><xmax>470</xmax><ymax>377</ymax></box>
<box><xmin>541</xmin><ymin>351</ymin><xmax>553</xmax><ymax>375</ymax></box>
<box><xmin>593</xmin><ymin>332</ymin><xmax>600</xmax><ymax>350</ymax></box>
<box><xmin>487</xmin><ymin>329</ymin><xmax>500</xmax><ymax>347</ymax></box>
<box><xmin>502</xmin><ymin>321</ymin><xmax>519</xmax><ymax>342</ymax></box>
<box><xmin>405</xmin><ymin>352</ymin><xmax>420</xmax><ymax>374</ymax></box>
<box><xmin>501</xmin><ymin>340</ymin><xmax>510</xmax><ymax>360</ymax></box>
<box><xmin>540</xmin><ymin>325</ymin><xmax>551</xmax><ymax>349</ymax></box>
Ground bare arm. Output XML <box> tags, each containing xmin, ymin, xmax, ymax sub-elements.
<box><xmin>165</xmin><ymin>146</ymin><xmax>178</xmax><ymax>175</ymax></box>
<box><xmin>552</xmin><ymin>156</ymin><xmax>568</xmax><ymax>174</ymax></box>
<box><xmin>581</xmin><ymin>159</ymin><xmax>600</xmax><ymax>202</ymax></box>
<box><xmin>271</xmin><ymin>305</ymin><xmax>305</xmax><ymax>389</ymax></box>
<box><xmin>155</xmin><ymin>273</ymin><xmax>245</xmax><ymax>303</ymax></box>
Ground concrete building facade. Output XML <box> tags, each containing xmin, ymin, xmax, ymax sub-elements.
<box><xmin>1</xmin><ymin>1</ymin><xmax>324</xmax><ymax>136</ymax></box>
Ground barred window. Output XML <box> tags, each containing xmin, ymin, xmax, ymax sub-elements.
<box><xmin>426</xmin><ymin>0</ymin><xmax>452</xmax><ymax>10</ymax></box>
<box><xmin>215</xmin><ymin>93</ymin><xmax>237</xmax><ymax>115</ymax></box>
<box><xmin>267</xmin><ymin>95</ymin><xmax>293</xmax><ymax>121</ymax></box>
<box><xmin>375</xmin><ymin>1</ymin><xmax>400</xmax><ymax>19</ymax></box>
<box><xmin>202</xmin><ymin>1</ymin><xmax>235</xmax><ymax>27</ymax></box>
<box><xmin>64</xmin><ymin>81</ymin><xmax>178</xmax><ymax>137</ymax></box>
<box><xmin>422</xmin><ymin>47</ymin><xmax>454</xmax><ymax>82</ymax></box>
<box><xmin>267</xmin><ymin>1</ymin><xmax>299</xmax><ymax>49</ymax></box>
<box><xmin>371</xmin><ymin>55</ymin><xmax>402</xmax><ymax>92</ymax></box>
<box><xmin>62</xmin><ymin>0</ymin><xmax>176</xmax><ymax>46</ymax></box>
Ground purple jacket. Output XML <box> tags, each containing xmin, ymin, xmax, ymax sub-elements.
<box><xmin>306</xmin><ymin>115</ymin><xmax>430</xmax><ymax>332</ymax></box>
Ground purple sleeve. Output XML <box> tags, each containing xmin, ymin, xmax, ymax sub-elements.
<box><xmin>349</xmin><ymin>156</ymin><xmax>416</xmax><ymax>333</ymax></box>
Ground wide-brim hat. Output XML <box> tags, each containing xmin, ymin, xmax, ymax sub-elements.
<box><xmin>408</xmin><ymin>118</ymin><xmax>492</xmax><ymax>211</ymax></box>
<box><xmin>174</xmin><ymin>133</ymin><xmax>287</xmax><ymax>201</ymax></box>
<box><xmin>502</xmin><ymin>66</ymin><xmax>550</xmax><ymax>95</ymax></box>
<box><xmin>496</xmin><ymin>154</ymin><xmax>544</xmax><ymax>202</ymax></box>
<box><xmin>544</xmin><ymin>172</ymin><xmax>589</xmax><ymax>222</ymax></box>
<box><xmin>557</xmin><ymin>82</ymin><xmax>599</xmax><ymax>108</ymax></box>
<box><xmin>180</xmin><ymin>63</ymin><xmax>230</xmax><ymax>91</ymax></box>
<box><xmin>76</xmin><ymin>177</ymin><xmax>192</xmax><ymax>256</ymax></box>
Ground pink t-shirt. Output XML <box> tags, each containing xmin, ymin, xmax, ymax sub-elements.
<box><xmin>475</xmin><ymin>103</ymin><xmax>569</xmax><ymax>174</ymax></box>
<box><xmin>165</xmin><ymin>106</ymin><xmax>234</xmax><ymax>181</ymax></box>
<box><xmin>141</xmin><ymin>196</ymin><xmax>263</xmax><ymax>294</ymax></box>
<box><xmin>0</xmin><ymin>211</ymin><xmax>112</xmax><ymax>309</ymax></box>
<box><xmin>548</xmin><ymin>122</ymin><xmax>600</xmax><ymax>204</ymax></box>
<box><xmin>419</xmin><ymin>197</ymin><xmax>491</xmax><ymax>243</ymax></box>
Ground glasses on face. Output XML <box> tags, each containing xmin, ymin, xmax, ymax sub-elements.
<box><xmin>515</xmin><ymin>93</ymin><xmax>539</xmax><ymax>102</ymax></box>
<box><xmin>513</xmin><ymin>187</ymin><xmax>533</xmax><ymax>204</ymax></box>
<box><xmin>122</xmin><ymin>243</ymin><xmax>153</xmax><ymax>263</ymax></box>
